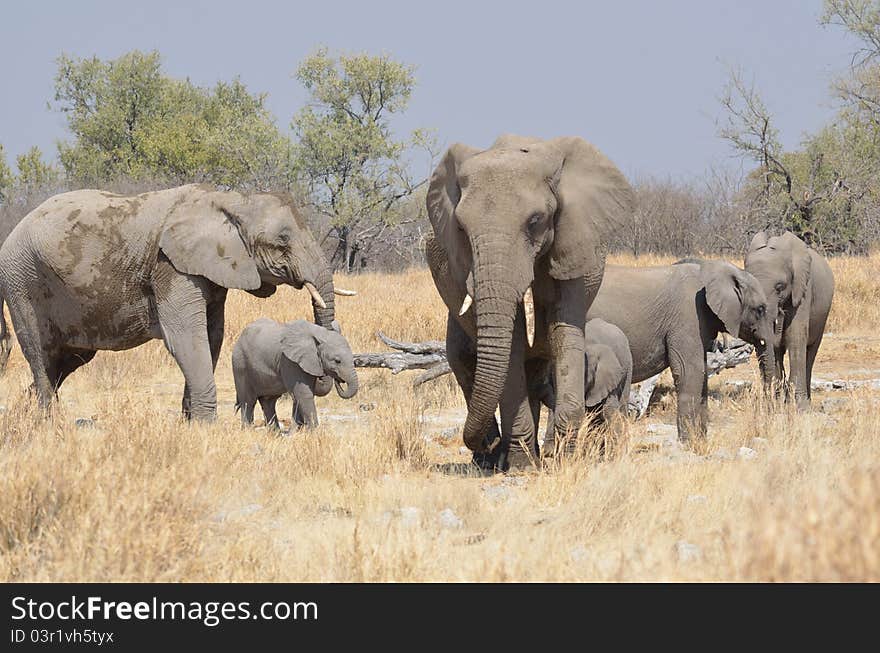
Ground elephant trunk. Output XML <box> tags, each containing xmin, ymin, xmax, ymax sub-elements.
<box><xmin>756</xmin><ymin>341</ymin><xmax>775</xmax><ymax>387</ymax></box>
<box><xmin>334</xmin><ymin>371</ymin><xmax>359</xmax><ymax>399</ymax></box>
<box><xmin>310</xmin><ymin>264</ymin><xmax>336</xmax><ymax>329</ymax></box>
<box><xmin>462</xmin><ymin>253</ymin><xmax>518</xmax><ymax>451</ymax></box>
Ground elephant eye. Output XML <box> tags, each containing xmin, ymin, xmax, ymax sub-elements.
<box><xmin>756</xmin><ymin>305</ymin><xmax>765</xmax><ymax>317</ymax></box>
<box><xmin>276</xmin><ymin>233</ymin><xmax>290</xmax><ymax>246</ymax></box>
<box><xmin>775</xmin><ymin>281</ymin><xmax>786</xmax><ymax>293</ymax></box>
<box><xmin>527</xmin><ymin>213</ymin><xmax>544</xmax><ymax>232</ymax></box>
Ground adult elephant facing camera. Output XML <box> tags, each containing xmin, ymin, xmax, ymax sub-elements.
<box><xmin>0</xmin><ymin>184</ymin><xmax>340</xmax><ymax>420</ymax></box>
<box><xmin>425</xmin><ymin>134</ymin><xmax>634</xmax><ymax>469</ymax></box>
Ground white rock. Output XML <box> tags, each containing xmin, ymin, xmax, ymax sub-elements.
<box><xmin>675</xmin><ymin>540</ymin><xmax>702</xmax><ymax>563</ymax></box>
<box><xmin>737</xmin><ymin>446</ymin><xmax>758</xmax><ymax>460</ymax></box>
<box><xmin>438</xmin><ymin>508</ymin><xmax>463</xmax><ymax>530</ymax></box>
<box><xmin>399</xmin><ymin>506</ymin><xmax>421</xmax><ymax>527</ymax></box>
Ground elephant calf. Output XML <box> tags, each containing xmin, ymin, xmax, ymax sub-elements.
<box><xmin>537</xmin><ymin>318</ymin><xmax>633</xmax><ymax>442</ymax></box>
<box><xmin>587</xmin><ymin>260</ymin><xmax>775</xmax><ymax>442</ymax></box>
<box><xmin>232</xmin><ymin>319</ymin><xmax>358</xmax><ymax>430</ymax></box>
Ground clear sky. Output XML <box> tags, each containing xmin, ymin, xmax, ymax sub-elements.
<box><xmin>0</xmin><ymin>0</ymin><xmax>860</xmax><ymax>181</ymax></box>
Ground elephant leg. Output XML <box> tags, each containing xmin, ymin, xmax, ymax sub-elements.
<box><xmin>6</xmin><ymin>297</ymin><xmax>54</xmax><ymax>409</ymax></box>
<box><xmin>788</xmin><ymin>342</ymin><xmax>810</xmax><ymax>410</ymax></box>
<box><xmin>290</xmin><ymin>382</ymin><xmax>318</xmax><ymax>430</ymax></box>
<box><xmin>545</xmin><ymin>277</ymin><xmax>588</xmax><ymax>456</ymax></box>
<box><xmin>774</xmin><ymin>342</ymin><xmax>787</xmax><ymax>400</ymax></box>
<box><xmin>259</xmin><ymin>396</ymin><xmax>280</xmax><ymax>430</ymax></box>
<box><xmin>153</xmin><ymin>266</ymin><xmax>217</xmax><ymax>421</ymax></box>
<box><xmin>240</xmin><ymin>400</ymin><xmax>255</xmax><ymax>427</ymax></box>
<box><xmin>805</xmin><ymin>339</ymin><xmax>822</xmax><ymax>402</ymax></box>
<box><xmin>498</xmin><ymin>305</ymin><xmax>539</xmax><ymax>470</ymax></box>
<box><xmin>446</xmin><ymin>313</ymin><xmax>502</xmax><ymax>469</ymax></box>
<box><xmin>668</xmin><ymin>340</ymin><xmax>708</xmax><ymax>443</ymax></box>
<box><xmin>182</xmin><ymin>292</ymin><xmax>226</xmax><ymax>418</ymax></box>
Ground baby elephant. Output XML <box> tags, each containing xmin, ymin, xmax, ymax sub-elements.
<box><xmin>582</xmin><ymin>318</ymin><xmax>633</xmax><ymax>421</ymax></box>
<box><xmin>538</xmin><ymin>318</ymin><xmax>632</xmax><ymax>441</ymax></box>
<box><xmin>232</xmin><ymin>318</ymin><xmax>358</xmax><ymax>430</ymax></box>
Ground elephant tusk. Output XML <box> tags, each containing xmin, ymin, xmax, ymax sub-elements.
<box><xmin>524</xmin><ymin>285</ymin><xmax>535</xmax><ymax>347</ymax></box>
<box><xmin>334</xmin><ymin>288</ymin><xmax>357</xmax><ymax>296</ymax></box>
<box><xmin>304</xmin><ymin>282</ymin><xmax>327</xmax><ymax>309</ymax></box>
<box><xmin>459</xmin><ymin>293</ymin><xmax>473</xmax><ymax>316</ymax></box>
<box><xmin>760</xmin><ymin>339</ymin><xmax>766</xmax><ymax>346</ymax></box>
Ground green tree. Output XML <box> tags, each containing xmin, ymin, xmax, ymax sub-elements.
<box><xmin>0</xmin><ymin>144</ymin><xmax>13</xmax><ymax>203</ymax></box>
<box><xmin>54</xmin><ymin>50</ymin><xmax>291</xmax><ymax>189</ymax></box>
<box><xmin>16</xmin><ymin>146</ymin><xmax>59</xmax><ymax>197</ymax></box>
<box><xmin>292</xmin><ymin>48</ymin><xmax>435</xmax><ymax>272</ymax></box>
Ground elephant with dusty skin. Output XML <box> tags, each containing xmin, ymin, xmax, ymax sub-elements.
<box><xmin>0</xmin><ymin>184</ymin><xmax>350</xmax><ymax>420</ymax></box>
<box><xmin>587</xmin><ymin>259</ymin><xmax>776</xmax><ymax>442</ymax></box>
<box><xmin>233</xmin><ymin>318</ymin><xmax>358</xmax><ymax>430</ymax></box>
<box><xmin>425</xmin><ymin>134</ymin><xmax>634</xmax><ymax>470</ymax></box>
<box><xmin>744</xmin><ymin>231</ymin><xmax>834</xmax><ymax>409</ymax></box>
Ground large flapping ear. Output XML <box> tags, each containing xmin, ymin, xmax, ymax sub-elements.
<box><xmin>749</xmin><ymin>230</ymin><xmax>769</xmax><ymax>252</ymax></box>
<box><xmin>542</xmin><ymin>137</ymin><xmax>634</xmax><ymax>280</ymax></box>
<box><xmin>425</xmin><ymin>143</ymin><xmax>481</xmax><ymax>248</ymax></box>
<box><xmin>159</xmin><ymin>189</ymin><xmax>261</xmax><ymax>290</ymax></box>
<box><xmin>280</xmin><ymin>322</ymin><xmax>323</xmax><ymax>377</ymax></box>
<box><xmin>701</xmin><ymin>260</ymin><xmax>743</xmax><ymax>336</ymax></box>
<box><xmin>585</xmin><ymin>344</ymin><xmax>625</xmax><ymax>407</ymax></box>
<box><xmin>778</xmin><ymin>232</ymin><xmax>812</xmax><ymax>307</ymax></box>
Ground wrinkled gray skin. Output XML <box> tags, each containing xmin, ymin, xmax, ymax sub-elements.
<box><xmin>425</xmin><ymin>134</ymin><xmax>634</xmax><ymax>470</ymax></box>
<box><xmin>587</xmin><ymin>260</ymin><xmax>775</xmax><ymax>442</ymax></box>
<box><xmin>0</xmin><ymin>184</ymin><xmax>336</xmax><ymax>420</ymax></box>
<box><xmin>538</xmin><ymin>318</ymin><xmax>633</xmax><ymax>439</ymax></box>
<box><xmin>745</xmin><ymin>231</ymin><xmax>834</xmax><ymax>408</ymax></box>
<box><xmin>232</xmin><ymin>318</ymin><xmax>358</xmax><ymax>430</ymax></box>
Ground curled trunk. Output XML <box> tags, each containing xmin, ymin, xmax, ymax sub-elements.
<box><xmin>335</xmin><ymin>372</ymin><xmax>359</xmax><ymax>399</ymax></box>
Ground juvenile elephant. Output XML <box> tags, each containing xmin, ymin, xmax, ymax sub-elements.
<box><xmin>232</xmin><ymin>318</ymin><xmax>358</xmax><ymax>430</ymax></box>
<box><xmin>538</xmin><ymin>318</ymin><xmax>632</xmax><ymax>438</ymax></box>
<box><xmin>745</xmin><ymin>231</ymin><xmax>834</xmax><ymax>408</ymax></box>
<box><xmin>425</xmin><ymin>134</ymin><xmax>634</xmax><ymax>470</ymax></box>
<box><xmin>587</xmin><ymin>260</ymin><xmax>775</xmax><ymax>442</ymax></box>
<box><xmin>0</xmin><ymin>184</ymin><xmax>344</xmax><ymax>420</ymax></box>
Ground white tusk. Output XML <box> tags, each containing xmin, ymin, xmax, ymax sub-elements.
<box><xmin>304</xmin><ymin>282</ymin><xmax>327</xmax><ymax>309</ymax></box>
<box><xmin>760</xmin><ymin>339</ymin><xmax>765</xmax><ymax>346</ymax></box>
<box><xmin>524</xmin><ymin>285</ymin><xmax>535</xmax><ymax>347</ymax></box>
<box><xmin>334</xmin><ymin>288</ymin><xmax>357</xmax><ymax>296</ymax></box>
<box><xmin>459</xmin><ymin>293</ymin><xmax>473</xmax><ymax>316</ymax></box>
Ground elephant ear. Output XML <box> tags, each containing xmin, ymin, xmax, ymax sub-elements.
<box><xmin>701</xmin><ymin>260</ymin><xmax>743</xmax><ymax>336</ymax></box>
<box><xmin>543</xmin><ymin>137</ymin><xmax>634</xmax><ymax>280</ymax></box>
<box><xmin>779</xmin><ymin>232</ymin><xmax>812</xmax><ymax>307</ymax></box>
<box><xmin>585</xmin><ymin>344</ymin><xmax>624</xmax><ymax>407</ymax></box>
<box><xmin>426</xmin><ymin>143</ymin><xmax>480</xmax><ymax>247</ymax></box>
<box><xmin>280</xmin><ymin>323</ymin><xmax>323</xmax><ymax>377</ymax></box>
<box><xmin>749</xmin><ymin>230</ymin><xmax>770</xmax><ymax>252</ymax></box>
<box><xmin>159</xmin><ymin>190</ymin><xmax>261</xmax><ymax>290</ymax></box>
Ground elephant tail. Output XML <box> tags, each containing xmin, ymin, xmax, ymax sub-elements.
<box><xmin>0</xmin><ymin>292</ymin><xmax>11</xmax><ymax>373</ymax></box>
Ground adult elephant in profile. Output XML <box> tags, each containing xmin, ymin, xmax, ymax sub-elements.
<box><xmin>425</xmin><ymin>134</ymin><xmax>634</xmax><ymax>469</ymax></box>
<box><xmin>0</xmin><ymin>184</ymin><xmax>344</xmax><ymax>420</ymax></box>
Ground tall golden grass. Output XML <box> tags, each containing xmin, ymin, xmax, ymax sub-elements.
<box><xmin>0</xmin><ymin>252</ymin><xmax>878</xmax><ymax>581</ymax></box>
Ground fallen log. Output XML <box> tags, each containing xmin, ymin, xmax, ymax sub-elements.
<box><xmin>353</xmin><ymin>332</ymin><xmax>446</xmax><ymax>375</ymax></box>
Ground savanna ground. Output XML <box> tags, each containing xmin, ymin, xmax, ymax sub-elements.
<box><xmin>1</xmin><ymin>253</ymin><xmax>878</xmax><ymax>582</ymax></box>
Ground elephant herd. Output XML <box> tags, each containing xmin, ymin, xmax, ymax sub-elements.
<box><xmin>0</xmin><ymin>134</ymin><xmax>835</xmax><ymax>473</ymax></box>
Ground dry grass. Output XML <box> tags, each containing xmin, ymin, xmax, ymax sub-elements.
<box><xmin>0</xmin><ymin>253</ymin><xmax>878</xmax><ymax>581</ymax></box>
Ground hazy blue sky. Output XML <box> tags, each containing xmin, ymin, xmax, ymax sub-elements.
<box><xmin>0</xmin><ymin>0</ymin><xmax>860</xmax><ymax>180</ymax></box>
